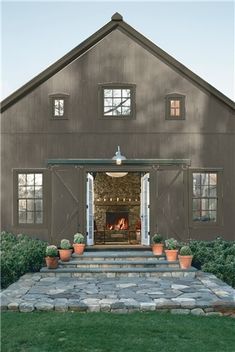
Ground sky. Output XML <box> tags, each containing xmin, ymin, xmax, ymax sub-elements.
<box><xmin>1</xmin><ymin>1</ymin><xmax>235</xmax><ymax>101</ymax></box>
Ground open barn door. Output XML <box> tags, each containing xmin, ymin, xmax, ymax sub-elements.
<box><xmin>141</xmin><ymin>173</ymin><xmax>150</xmax><ymax>246</ymax></box>
<box><xmin>86</xmin><ymin>173</ymin><xmax>94</xmax><ymax>245</ymax></box>
<box><xmin>50</xmin><ymin>167</ymin><xmax>80</xmax><ymax>245</ymax></box>
<box><xmin>155</xmin><ymin>167</ymin><xmax>187</xmax><ymax>241</ymax></box>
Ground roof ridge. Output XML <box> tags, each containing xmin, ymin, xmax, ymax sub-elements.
<box><xmin>1</xmin><ymin>14</ymin><xmax>234</xmax><ymax>112</ymax></box>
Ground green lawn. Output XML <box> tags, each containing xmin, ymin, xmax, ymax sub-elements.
<box><xmin>1</xmin><ymin>312</ymin><xmax>235</xmax><ymax>352</ymax></box>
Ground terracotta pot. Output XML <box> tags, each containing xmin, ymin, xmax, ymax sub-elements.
<box><xmin>59</xmin><ymin>249</ymin><xmax>72</xmax><ymax>262</ymax></box>
<box><xmin>73</xmin><ymin>243</ymin><xmax>85</xmax><ymax>255</ymax></box>
<box><xmin>152</xmin><ymin>243</ymin><xmax>164</xmax><ymax>255</ymax></box>
<box><xmin>45</xmin><ymin>256</ymin><xmax>59</xmax><ymax>269</ymax></box>
<box><xmin>165</xmin><ymin>249</ymin><xmax>178</xmax><ymax>261</ymax></box>
<box><xmin>179</xmin><ymin>255</ymin><xmax>193</xmax><ymax>269</ymax></box>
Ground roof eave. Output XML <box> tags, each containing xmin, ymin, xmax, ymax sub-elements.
<box><xmin>1</xmin><ymin>20</ymin><xmax>118</xmax><ymax>112</ymax></box>
<box><xmin>119</xmin><ymin>21</ymin><xmax>235</xmax><ymax>111</ymax></box>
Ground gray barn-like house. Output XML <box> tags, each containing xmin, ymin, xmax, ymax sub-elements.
<box><xmin>1</xmin><ymin>13</ymin><xmax>235</xmax><ymax>246</ymax></box>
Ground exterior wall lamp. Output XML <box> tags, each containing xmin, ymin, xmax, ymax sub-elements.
<box><xmin>112</xmin><ymin>146</ymin><xmax>126</xmax><ymax>165</ymax></box>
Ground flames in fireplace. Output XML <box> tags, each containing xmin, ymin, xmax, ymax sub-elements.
<box><xmin>106</xmin><ymin>212</ymin><xmax>129</xmax><ymax>230</ymax></box>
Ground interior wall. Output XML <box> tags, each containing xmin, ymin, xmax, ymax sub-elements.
<box><xmin>94</xmin><ymin>172</ymin><xmax>140</xmax><ymax>230</ymax></box>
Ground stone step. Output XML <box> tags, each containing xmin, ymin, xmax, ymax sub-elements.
<box><xmin>85</xmin><ymin>246</ymin><xmax>152</xmax><ymax>252</ymax></box>
<box><xmin>72</xmin><ymin>251</ymin><xmax>165</xmax><ymax>261</ymax></box>
<box><xmin>40</xmin><ymin>266</ymin><xmax>197</xmax><ymax>278</ymax></box>
<box><xmin>58</xmin><ymin>259</ymin><xmax>179</xmax><ymax>269</ymax></box>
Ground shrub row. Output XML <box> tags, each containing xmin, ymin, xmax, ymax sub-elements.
<box><xmin>1</xmin><ymin>232</ymin><xmax>234</xmax><ymax>289</ymax></box>
<box><xmin>0</xmin><ymin>231</ymin><xmax>47</xmax><ymax>289</ymax></box>
<box><xmin>189</xmin><ymin>238</ymin><xmax>235</xmax><ymax>288</ymax></box>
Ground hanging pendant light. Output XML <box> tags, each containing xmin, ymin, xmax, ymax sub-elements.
<box><xmin>112</xmin><ymin>146</ymin><xmax>126</xmax><ymax>165</ymax></box>
<box><xmin>106</xmin><ymin>172</ymin><xmax>128</xmax><ymax>178</ymax></box>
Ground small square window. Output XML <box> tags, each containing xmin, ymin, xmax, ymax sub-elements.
<box><xmin>166</xmin><ymin>94</ymin><xmax>185</xmax><ymax>120</ymax></box>
<box><xmin>170</xmin><ymin>99</ymin><xmax>181</xmax><ymax>116</ymax></box>
<box><xmin>100</xmin><ymin>84</ymin><xmax>135</xmax><ymax>119</ymax></box>
<box><xmin>54</xmin><ymin>99</ymin><xmax>64</xmax><ymax>117</ymax></box>
<box><xmin>49</xmin><ymin>94</ymin><xmax>69</xmax><ymax>119</ymax></box>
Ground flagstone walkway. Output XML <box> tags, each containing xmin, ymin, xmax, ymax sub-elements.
<box><xmin>1</xmin><ymin>271</ymin><xmax>235</xmax><ymax>316</ymax></box>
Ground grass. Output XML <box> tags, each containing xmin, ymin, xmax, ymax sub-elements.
<box><xmin>1</xmin><ymin>311</ymin><xmax>235</xmax><ymax>352</ymax></box>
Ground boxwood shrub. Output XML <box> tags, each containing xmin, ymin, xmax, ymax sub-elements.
<box><xmin>189</xmin><ymin>238</ymin><xmax>235</xmax><ymax>288</ymax></box>
<box><xmin>0</xmin><ymin>231</ymin><xmax>47</xmax><ymax>289</ymax></box>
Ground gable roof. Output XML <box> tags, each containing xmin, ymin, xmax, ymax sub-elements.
<box><xmin>1</xmin><ymin>12</ymin><xmax>234</xmax><ymax>112</ymax></box>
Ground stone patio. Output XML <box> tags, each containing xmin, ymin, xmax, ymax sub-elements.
<box><xmin>1</xmin><ymin>271</ymin><xmax>235</xmax><ymax>316</ymax></box>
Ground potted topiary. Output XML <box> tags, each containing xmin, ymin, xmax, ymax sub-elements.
<box><xmin>178</xmin><ymin>246</ymin><xmax>193</xmax><ymax>269</ymax></box>
<box><xmin>45</xmin><ymin>245</ymin><xmax>59</xmax><ymax>269</ymax></box>
<box><xmin>165</xmin><ymin>238</ymin><xmax>179</xmax><ymax>261</ymax></box>
<box><xmin>152</xmin><ymin>234</ymin><xmax>164</xmax><ymax>255</ymax></box>
<box><xmin>73</xmin><ymin>233</ymin><xmax>85</xmax><ymax>255</ymax></box>
<box><xmin>59</xmin><ymin>239</ymin><xmax>72</xmax><ymax>262</ymax></box>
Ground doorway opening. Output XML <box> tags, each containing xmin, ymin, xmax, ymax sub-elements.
<box><xmin>86</xmin><ymin>171</ymin><xmax>150</xmax><ymax>246</ymax></box>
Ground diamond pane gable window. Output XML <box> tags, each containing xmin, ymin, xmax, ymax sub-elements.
<box><xmin>100</xmin><ymin>85</ymin><xmax>135</xmax><ymax>119</ymax></box>
<box><xmin>54</xmin><ymin>98</ymin><xmax>64</xmax><ymax>117</ymax></box>
<box><xmin>17</xmin><ymin>173</ymin><xmax>43</xmax><ymax>224</ymax></box>
<box><xmin>192</xmin><ymin>172</ymin><xmax>218</xmax><ymax>223</ymax></box>
<box><xmin>166</xmin><ymin>94</ymin><xmax>185</xmax><ymax>120</ymax></box>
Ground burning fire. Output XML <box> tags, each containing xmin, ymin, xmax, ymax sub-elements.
<box><xmin>107</xmin><ymin>217</ymin><xmax>128</xmax><ymax>230</ymax></box>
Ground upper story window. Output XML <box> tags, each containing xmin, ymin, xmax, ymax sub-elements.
<box><xmin>190</xmin><ymin>170</ymin><xmax>222</xmax><ymax>226</ymax></box>
<box><xmin>54</xmin><ymin>98</ymin><xmax>64</xmax><ymax>117</ymax></box>
<box><xmin>165</xmin><ymin>94</ymin><xmax>185</xmax><ymax>120</ymax></box>
<box><xmin>99</xmin><ymin>84</ymin><xmax>135</xmax><ymax>119</ymax></box>
<box><xmin>49</xmin><ymin>94</ymin><xmax>69</xmax><ymax>120</ymax></box>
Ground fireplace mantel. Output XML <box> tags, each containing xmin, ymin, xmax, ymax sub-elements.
<box><xmin>94</xmin><ymin>201</ymin><xmax>140</xmax><ymax>206</ymax></box>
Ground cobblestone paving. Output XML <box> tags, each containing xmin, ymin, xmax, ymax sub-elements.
<box><xmin>1</xmin><ymin>271</ymin><xmax>235</xmax><ymax>316</ymax></box>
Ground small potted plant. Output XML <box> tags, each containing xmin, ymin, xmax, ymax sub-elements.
<box><xmin>45</xmin><ymin>245</ymin><xmax>59</xmax><ymax>269</ymax></box>
<box><xmin>178</xmin><ymin>246</ymin><xmax>193</xmax><ymax>269</ymax></box>
<box><xmin>152</xmin><ymin>234</ymin><xmax>164</xmax><ymax>255</ymax></box>
<box><xmin>73</xmin><ymin>233</ymin><xmax>85</xmax><ymax>255</ymax></box>
<box><xmin>165</xmin><ymin>238</ymin><xmax>179</xmax><ymax>261</ymax></box>
<box><xmin>59</xmin><ymin>239</ymin><xmax>72</xmax><ymax>262</ymax></box>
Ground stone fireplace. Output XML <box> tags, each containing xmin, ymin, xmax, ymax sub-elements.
<box><xmin>94</xmin><ymin>172</ymin><xmax>141</xmax><ymax>232</ymax></box>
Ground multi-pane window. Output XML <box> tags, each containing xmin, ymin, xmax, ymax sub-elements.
<box><xmin>166</xmin><ymin>94</ymin><xmax>185</xmax><ymax>120</ymax></box>
<box><xmin>49</xmin><ymin>94</ymin><xmax>68</xmax><ymax>119</ymax></box>
<box><xmin>53</xmin><ymin>98</ymin><xmax>64</xmax><ymax>117</ymax></box>
<box><xmin>100</xmin><ymin>85</ymin><xmax>135</xmax><ymax>119</ymax></box>
<box><xmin>192</xmin><ymin>172</ymin><xmax>217</xmax><ymax>222</ymax></box>
<box><xmin>17</xmin><ymin>173</ymin><xmax>43</xmax><ymax>224</ymax></box>
<box><xmin>170</xmin><ymin>99</ymin><xmax>181</xmax><ymax>117</ymax></box>
<box><xmin>103</xmin><ymin>88</ymin><xmax>131</xmax><ymax>117</ymax></box>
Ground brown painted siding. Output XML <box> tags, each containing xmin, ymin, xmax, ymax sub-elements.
<box><xmin>1</xmin><ymin>28</ymin><xmax>235</xmax><ymax>242</ymax></box>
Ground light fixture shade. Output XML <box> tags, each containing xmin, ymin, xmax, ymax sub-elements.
<box><xmin>112</xmin><ymin>146</ymin><xmax>126</xmax><ymax>165</ymax></box>
<box><xmin>106</xmin><ymin>172</ymin><xmax>128</xmax><ymax>178</ymax></box>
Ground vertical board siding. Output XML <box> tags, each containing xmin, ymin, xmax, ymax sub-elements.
<box><xmin>1</xmin><ymin>29</ymin><xmax>235</xmax><ymax>241</ymax></box>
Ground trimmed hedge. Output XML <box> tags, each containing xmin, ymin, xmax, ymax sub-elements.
<box><xmin>189</xmin><ymin>238</ymin><xmax>235</xmax><ymax>288</ymax></box>
<box><xmin>0</xmin><ymin>231</ymin><xmax>47</xmax><ymax>289</ymax></box>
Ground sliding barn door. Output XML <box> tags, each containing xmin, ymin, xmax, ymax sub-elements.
<box><xmin>141</xmin><ymin>173</ymin><xmax>150</xmax><ymax>246</ymax></box>
<box><xmin>50</xmin><ymin>167</ymin><xmax>81</xmax><ymax>245</ymax></box>
<box><xmin>86</xmin><ymin>173</ymin><xmax>94</xmax><ymax>245</ymax></box>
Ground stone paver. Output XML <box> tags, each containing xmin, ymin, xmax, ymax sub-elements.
<box><xmin>1</xmin><ymin>271</ymin><xmax>235</xmax><ymax>316</ymax></box>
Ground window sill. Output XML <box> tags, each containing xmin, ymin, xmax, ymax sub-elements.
<box><xmin>190</xmin><ymin>222</ymin><xmax>221</xmax><ymax>228</ymax></box>
<box><xmin>165</xmin><ymin>117</ymin><xmax>185</xmax><ymax>120</ymax></box>
<box><xmin>100</xmin><ymin>116</ymin><xmax>135</xmax><ymax>120</ymax></box>
<box><xmin>50</xmin><ymin>118</ymin><xmax>69</xmax><ymax>121</ymax></box>
<box><xmin>13</xmin><ymin>223</ymin><xmax>48</xmax><ymax>229</ymax></box>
